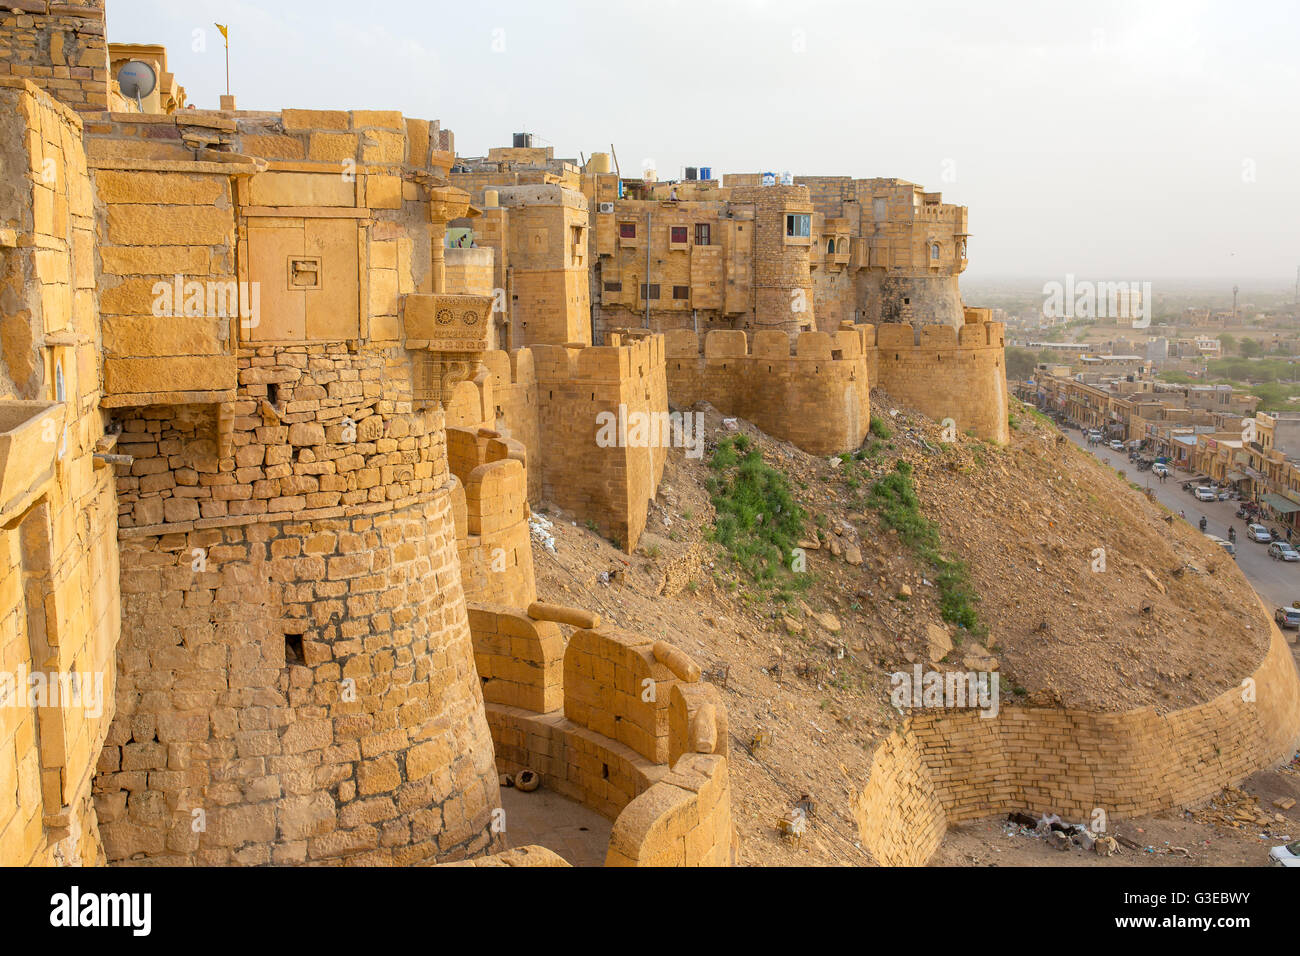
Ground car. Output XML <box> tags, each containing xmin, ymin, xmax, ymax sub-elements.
<box><xmin>1271</xmin><ymin>841</ymin><xmax>1300</xmax><ymax>866</ymax></box>
<box><xmin>1205</xmin><ymin>535</ymin><xmax>1236</xmax><ymax>557</ymax></box>
<box><xmin>1270</xmin><ymin>542</ymin><xmax>1300</xmax><ymax>562</ymax></box>
<box><xmin>1248</xmin><ymin>523</ymin><xmax>1273</xmax><ymax>542</ymax></box>
<box><xmin>1217</xmin><ymin>489</ymin><xmax>1231</xmax><ymax>501</ymax></box>
<box><xmin>1108</xmin><ymin>440</ymin><xmax>1124</xmax><ymax>451</ymax></box>
<box><xmin>1152</xmin><ymin>462</ymin><xmax>1170</xmax><ymax>477</ymax></box>
<box><xmin>1276</xmin><ymin>607</ymin><xmax>1300</xmax><ymax>630</ymax></box>
<box><xmin>1194</xmin><ymin>486</ymin><xmax>1217</xmax><ymax>501</ymax></box>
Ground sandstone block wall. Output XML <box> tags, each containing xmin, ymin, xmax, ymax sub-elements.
<box><xmin>855</xmin><ymin>623</ymin><xmax>1300</xmax><ymax>866</ymax></box>
<box><xmin>664</xmin><ymin>327</ymin><xmax>870</xmax><ymax>456</ymax></box>
<box><xmin>0</xmin><ymin>79</ymin><xmax>118</xmax><ymax>867</ymax></box>
<box><xmin>98</xmin><ymin>485</ymin><xmax>501</xmax><ymax>865</ymax></box>
<box><xmin>466</xmin><ymin>604</ymin><xmax>563</xmax><ymax>714</ymax></box>
<box><xmin>859</xmin><ymin>320</ymin><xmax>1009</xmax><ymax>445</ymax></box>
<box><xmin>0</xmin><ymin>1</ymin><xmax>109</xmax><ymax>112</ymax></box>
<box><xmin>476</xmin><ymin>624</ymin><xmax>734</xmax><ymax>866</ymax></box>
<box><xmin>446</xmin><ymin>426</ymin><xmax>534</xmax><ymax>608</ymax></box>
<box><xmin>532</xmin><ymin>336</ymin><xmax>668</xmax><ymax>550</ymax></box>
<box><xmin>728</xmin><ymin>185</ymin><xmax>814</xmax><ymax>334</ymax></box>
<box><xmin>446</xmin><ymin>338</ymin><xmax>668</xmax><ymax>552</ymax></box>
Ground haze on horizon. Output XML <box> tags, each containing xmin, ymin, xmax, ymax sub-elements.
<box><xmin>105</xmin><ymin>0</ymin><xmax>1299</xmax><ymax>285</ymax></box>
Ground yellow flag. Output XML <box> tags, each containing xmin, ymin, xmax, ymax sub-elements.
<box><xmin>215</xmin><ymin>23</ymin><xmax>228</xmax><ymax>41</ymax></box>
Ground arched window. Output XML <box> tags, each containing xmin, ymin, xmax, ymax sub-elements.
<box><xmin>826</xmin><ymin>238</ymin><xmax>835</xmax><ymax>254</ymax></box>
<box><xmin>837</xmin><ymin>238</ymin><xmax>847</xmax><ymax>253</ymax></box>
<box><xmin>54</xmin><ymin>359</ymin><xmax>65</xmax><ymax>402</ymax></box>
<box><xmin>930</xmin><ymin>243</ymin><xmax>940</xmax><ymax>260</ymax></box>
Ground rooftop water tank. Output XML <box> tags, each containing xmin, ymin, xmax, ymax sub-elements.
<box><xmin>588</xmin><ymin>152</ymin><xmax>612</xmax><ymax>173</ymax></box>
<box><xmin>512</xmin><ymin>132</ymin><xmax>534</xmax><ymax>148</ymax></box>
<box><xmin>685</xmin><ymin>166</ymin><xmax>698</xmax><ymax>180</ymax></box>
<box><xmin>761</xmin><ymin>171</ymin><xmax>776</xmax><ymax>186</ymax></box>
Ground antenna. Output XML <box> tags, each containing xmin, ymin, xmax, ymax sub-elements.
<box><xmin>116</xmin><ymin>60</ymin><xmax>157</xmax><ymax>112</ymax></box>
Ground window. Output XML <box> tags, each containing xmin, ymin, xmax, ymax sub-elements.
<box><xmin>930</xmin><ymin>243</ymin><xmax>940</xmax><ymax>260</ymax></box>
<box><xmin>837</xmin><ymin>238</ymin><xmax>847</xmax><ymax>253</ymax></box>
<box><xmin>639</xmin><ymin>283</ymin><xmax>660</xmax><ymax>300</ymax></box>
<box><xmin>619</xmin><ymin>222</ymin><xmax>637</xmax><ymax>239</ymax></box>
<box><xmin>571</xmin><ymin>225</ymin><xmax>584</xmax><ymax>245</ymax></box>
<box><xmin>603</xmin><ymin>281</ymin><xmax>622</xmax><ymax>292</ymax></box>
<box><xmin>672</xmin><ymin>285</ymin><xmax>689</xmax><ymax>300</ymax></box>
<box><xmin>669</xmin><ymin>226</ymin><xmax>688</xmax><ymax>244</ymax></box>
<box><xmin>826</xmin><ymin>238</ymin><xmax>835</xmax><ymax>254</ymax></box>
<box><xmin>694</xmin><ymin>223</ymin><xmax>710</xmax><ymax>246</ymax></box>
<box><xmin>785</xmin><ymin>214</ymin><xmax>810</xmax><ymax>238</ymax></box>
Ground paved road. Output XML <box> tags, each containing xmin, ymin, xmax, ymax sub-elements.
<box><xmin>1067</xmin><ymin>429</ymin><xmax>1300</xmax><ymax>612</ymax></box>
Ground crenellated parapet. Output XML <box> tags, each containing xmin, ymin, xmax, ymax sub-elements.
<box><xmin>465</xmin><ymin>606</ymin><xmax>735</xmax><ymax>866</ymax></box>
<box><xmin>859</xmin><ymin>318</ymin><xmax>1008</xmax><ymax>444</ymax></box>
<box><xmin>663</xmin><ymin>328</ymin><xmax>870</xmax><ymax>456</ymax></box>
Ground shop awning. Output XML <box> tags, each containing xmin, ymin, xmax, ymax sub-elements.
<box><xmin>1225</xmin><ymin>471</ymin><xmax>1248</xmax><ymax>482</ymax></box>
<box><xmin>1262</xmin><ymin>493</ymin><xmax>1300</xmax><ymax>515</ymax></box>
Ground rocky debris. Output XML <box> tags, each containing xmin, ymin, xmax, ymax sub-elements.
<box><xmin>1190</xmin><ymin>786</ymin><xmax>1289</xmax><ymax>833</ymax></box>
<box><xmin>927</xmin><ymin>622</ymin><xmax>953</xmax><ymax>663</ymax></box>
<box><xmin>1274</xmin><ymin>797</ymin><xmax>1296</xmax><ymax>811</ymax></box>
<box><xmin>961</xmin><ymin>642</ymin><xmax>999</xmax><ymax>672</ymax></box>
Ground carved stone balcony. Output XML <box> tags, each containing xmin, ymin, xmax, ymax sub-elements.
<box><xmin>402</xmin><ymin>293</ymin><xmax>494</xmax><ymax>407</ymax></box>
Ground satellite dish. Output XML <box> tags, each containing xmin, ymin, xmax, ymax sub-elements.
<box><xmin>116</xmin><ymin>60</ymin><xmax>157</xmax><ymax>107</ymax></box>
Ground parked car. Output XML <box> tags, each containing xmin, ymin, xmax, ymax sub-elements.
<box><xmin>1248</xmin><ymin>523</ymin><xmax>1274</xmax><ymax>542</ymax></box>
<box><xmin>1270</xmin><ymin>542</ymin><xmax>1300</xmax><ymax>562</ymax></box>
<box><xmin>1271</xmin><ymin>840</ymin><xmax>1300</xmax><ymax>866</ymax></box>
<box><xmin>1275</xmin><ymin>607</ymin><xmax>1300</xmax><ymax>630</ymax></box>
<box><xmin>1194</xmin><ymin>486</ymin><xmax>1217</xmax><ymax>501</ymax></box>
<box><xmin>1152</xmin><ymin>462</ymin><xmax>1170</xmax><ymax>478</ymax></box>
<box><xmin>1108</xmin><ymin>439</ymin><xmax>1124</xmax><ymax>451</ymax></box>
<box><xmin>1206</xmin><ymin>535</ymin><xmax>1236</xmax><ymax>557</ymax></box>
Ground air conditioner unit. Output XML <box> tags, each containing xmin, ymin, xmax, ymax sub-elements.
<box><xmin>597</xmin><ymin>202</ymin><xmax>615</xmax><ymax>215</ymax></box>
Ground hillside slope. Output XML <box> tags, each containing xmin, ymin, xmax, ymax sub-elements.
<box><xmin>528</xmin><ymin>392</ymin><xmax>1273</xmax><ymax>865</ymax></box>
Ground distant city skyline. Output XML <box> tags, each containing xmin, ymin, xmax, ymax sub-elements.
<box><xmin>106</xmin><ymin>0</ymin><xmax>1299</xmax><ymax>283</ymax></box>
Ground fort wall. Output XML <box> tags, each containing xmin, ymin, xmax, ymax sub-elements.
<box><xmin>0</xmin><ymin>2</ymin><xmax>110</xmax><ymax>112</ymax></box>
<box><xmin>858</xmin><ymin>319</ymin><xmax>1009</xmax><ymax>445</ymax></box>
<box><xmin>447</xmin><ymin>338</ymin><xmax>668</xmax><ymax>552</ymax></box>
<box><xmin>469</xmin><ymin>618</ymin><xmax>734</xmax><ymax>866</ymax></box>
<box><xmin>0</xmin><ymin>79</ymin><xmax>118</xmax><ymax>866</ymax></box>
<box><xmin>855</xmin><ymin>623</ymin><xmax>1300</xmax><ymax>865</ymax></box>
<box><xmin>664</xmin><ymin>328</ymin><xmax>870</xmax><ymax>456</ymax></box>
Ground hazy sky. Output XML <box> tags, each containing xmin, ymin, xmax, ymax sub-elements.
<box><xmin>106</xmin><ymin>0</ymin><xmax>1298</xmax><ymax>286</ymax></box>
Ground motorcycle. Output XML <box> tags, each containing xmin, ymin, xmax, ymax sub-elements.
<box><xmin>1199</xmin><ymin>517</ymin><xmax>1208</xmax><ymax>532</ymax></box>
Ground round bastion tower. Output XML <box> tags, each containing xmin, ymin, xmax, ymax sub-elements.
<box><xmin>729</xmin><ymin>184</ymin><xmax>816</xmax><ymax>336</ymax></box>
<box><xmin>854</xmin><ymin>180</ymin><xmax>969</xmax><ymax>334</ymax></box>
<box><xmin>93</xmin><ymin>109</ymin><xmax>503</xmax><ymax>865</ymax></box>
